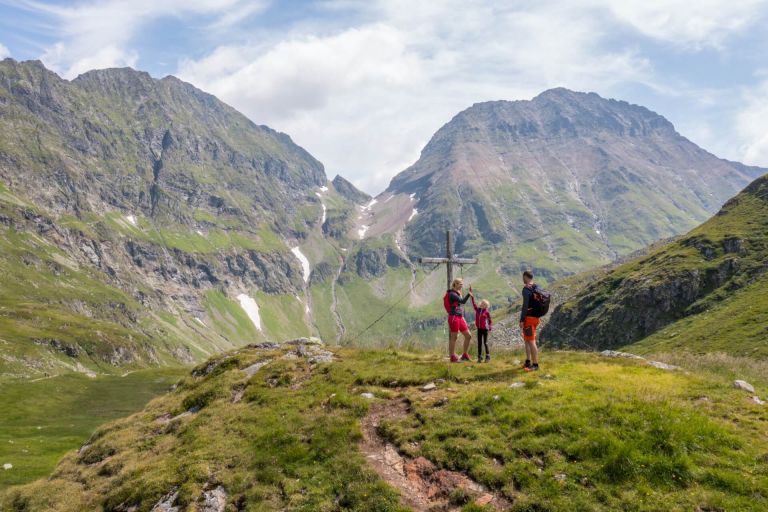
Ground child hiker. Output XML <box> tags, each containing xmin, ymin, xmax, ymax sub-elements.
<box><xmin>443</xmin><ymin>278</ymin><xmax>472</xmax><ymax>362</ymax></box>
<box><xmin>470</xmin><ymin>287</ymin><xmax>492</xmax><ymax>363</ymax></box>
<box><xmin>520</xmin><ymin>270</ymin><xmax>540</xmax><ymax>372</ymax></box>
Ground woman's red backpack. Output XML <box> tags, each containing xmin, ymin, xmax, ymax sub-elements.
<box><xmin>443</xmin><ymin>291</ymin><xmax>452</xmax><ymax>314</ymax></box>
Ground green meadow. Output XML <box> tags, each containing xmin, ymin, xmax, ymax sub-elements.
<box><xmin>0</xmin><ymin>368</ymin><xmax>187</xmax><ymax>490</ymax></box>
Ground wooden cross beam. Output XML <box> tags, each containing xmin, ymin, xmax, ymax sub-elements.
<box><xmin>418</xmin><ymin>231</ymin><xmax>478</xmax><ymax>290</ymax></box>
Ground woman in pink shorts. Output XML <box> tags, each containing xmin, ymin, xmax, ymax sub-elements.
<box><xmin>443</xmin><ymin>278</ymin><xmax>473</xmax><ymax>362</ymax></box>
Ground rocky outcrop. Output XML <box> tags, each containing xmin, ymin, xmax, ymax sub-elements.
<box><xmin>332</xmin><ymin>175</ymin><xmax>371</xmax><ymax>204</ymax></box>
<box><xmin>309</xmin><ymin>261</ymin><xmax>336</xmax><ymax>286</ymax></box>
<box><xmin>322</xmin><ymin>209</ymin><xmax>352</xmax><ymax>239</ymax></box>
<box><xmin>352</xmin><ymin>246</ymin><xmax>408</xmax><ymax>279</ymax></box>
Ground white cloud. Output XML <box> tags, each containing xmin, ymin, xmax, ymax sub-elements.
<box><xmin>42</xmin><ymin>42</ymin><xmax>138</xmax><ymax>78</ymax></box>
<box><xmin>28</xmin><ymin>0</ymin><xmax>267</xmax><ymax>78</ymax></box>
<box><xmin>737</xmin><ymin>79</ymin><xmax>768</xmax><ymax>166</ymax></box>
<box><xmin>0</xmin><ymin>43</ymin><xmax>9</xmax><ymax>59</ymax></box>
<box><xmin>599</xmin><ymin>0</ymin><xmax>766</xmax><ymax>49</ymax></box>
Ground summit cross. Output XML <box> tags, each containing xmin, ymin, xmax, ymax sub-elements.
<box><xmin>418</xmin><ymin>231</ymin><xmax>478</xmax><ymax>290</ymax></box>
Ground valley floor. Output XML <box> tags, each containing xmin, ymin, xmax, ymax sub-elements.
<box><xmin>0</xmin><ymin>368</ymin><xmax>187</xmax><ymax>490</ymax></box>
<box><xmin>1</xmin><ymin>346</ymin><xmax>767</xmax><ymax>511</ymax></box>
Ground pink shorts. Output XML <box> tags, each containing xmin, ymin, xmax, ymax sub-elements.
<box><xmin>448</xmin><ymin>315</ymin><xmax>469</xmax><ymax>333</ymax></box>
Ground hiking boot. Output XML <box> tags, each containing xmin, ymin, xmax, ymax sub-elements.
<box><xmin>523</xmin><ymin>359</ymin><xmax>531</xmax><ymax>369</ymax></box>
<box><xmin>485</xmin><ymin>354</ymin><xmax>491</xmax><ymax>362</ymax></box>
<box><xmin>524</xmin><ymin>364</ymin><xmax>540</xmax><ymax>372</ymax></box>
<box><xmin>477</xmin><ymin>356</ymin><xmax>483</xmax><ymax>363</ymax></box>
<box><xmin>460</xmin><ymin>353</ymin><xmax>471</xmax><ymax>362</ymax></box>
<box><xmin>450</xmin><ymin>354</ymin><xmax>459</xmax><ymax>363</ymax></box>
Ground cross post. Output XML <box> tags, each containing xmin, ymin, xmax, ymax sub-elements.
<box><xmin>418</xmin><ymin>231</ymin><xmax>478</xmax><ymax>290</ymax></box>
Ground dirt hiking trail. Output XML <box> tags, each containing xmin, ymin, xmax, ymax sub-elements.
<box><xmin>360</xmin><ymin>399</ymin><xmax>511</xmax><ymax>511</ymax></box>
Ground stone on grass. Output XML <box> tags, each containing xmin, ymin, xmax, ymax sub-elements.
<box><xmin>199</xmin><ymin>486</ymin><xmax>227</xmax><ymax>512</ymax></box>
<box><xmin>2</xmin><ymin>463</ymin><xmax>12</xmax><ymax>470</ymax></box>
<box><xmin>509</xmin><ymin>382</ymin><xmax>525</xmax><ymax>389</ymax></box>
<box><xmin>750</xmin><ymin>396</ymin><xmax>766</xmax><ymax>405</ymax></box>
<box><xmin>360</xmin><ymin>392</ymin><xmax>375</xmax><ymax>399</ymax></box>
<box><xmin>600</xmin><ymin>350</ymin><xmax>644</xmax><ymax>360</ymax></box>
<box><xmin>285</xmin><ymin>337</ymin><xmax>324</xmax><ymax>346</ymax></box>
<box><xmin>554</xmin><ymin>473</ymin><xmax>567</xmax><ymax>482</ymax></box>
<box><xmin>249</xmin><ymin>342</ymin><xmax>279</xmax><ymax>350</ymax></box>
<box><xmin>151</xmin><ymin>490</ymin><xmax>179</xmax><ymax>512</ymax></box>
<box><xmin>422</xmin><ymin>382</ymin><xmax>437</xmax><ymax>391</ymax></box>
<box><xmin>734</xmin><ymin>380</ymin><xmax>755</xmax><ymax>393</ymax></box>
<box><xmin>647</xmin><ymin>361</ymin><xmax>679</xmax><ymax>371</ymax></box>
<box><xmin>242</xmin><ymin>360</ymin><xmax>271</xmax><ymax>377</ymax></box>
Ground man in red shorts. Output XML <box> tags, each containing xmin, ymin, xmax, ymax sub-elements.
<box><xmin>520</xmin><ymin>270</ymin><xmax>540</xmax><ymax>371</ymax></box>
<box><xmin>444</xmin><ymin>278</ymin><xmax>473</xmax><ymax>362</ymax></box>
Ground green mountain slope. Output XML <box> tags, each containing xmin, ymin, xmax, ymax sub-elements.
<box><xmin>543</xmin><ymin>174</ymin><xmax>768</xmax><ymax>356</ymax></box>
<box><xmin>0</xmin><ymin>59</ymin><xmax>339</xmax><ymax>377</ymax></box>
<box><xmin>3</xmin><ymin>345</ymin><xmax>766</xmax><ymax>511</ymax></box>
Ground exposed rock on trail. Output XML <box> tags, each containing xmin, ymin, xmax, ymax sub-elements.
<box><xmin>360</xmin><ymin>399</ymin><xmax>510</xmax><ymax>511</ymax></box>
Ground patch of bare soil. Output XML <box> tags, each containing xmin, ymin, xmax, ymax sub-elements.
<box><xmin>360</xmin><ymin>399</ymin><xmax>511</xmax><ymax>511</ymax></box>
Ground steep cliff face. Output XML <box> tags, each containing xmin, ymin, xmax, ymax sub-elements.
<box><xmin>371</xmin><ymin>89</ymin><xmax>765</xmax><ymax>277</ymax></box>
<box><xmin>543</xmin><ymin>174</ymin><xmax>768</xmax><ymax>354</ymax></box>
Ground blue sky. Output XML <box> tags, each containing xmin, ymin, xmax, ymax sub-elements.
<box><xmin>1</xmin><ymin>0</ymin><xmax>768</xmax><ymax>194</ymax></box>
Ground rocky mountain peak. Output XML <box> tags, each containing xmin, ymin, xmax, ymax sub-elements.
<box><xmin>380</xmin><ymin>88</ymin><xmax>764</xmax><ymax>273</ymax></box>
<box><xmin>332</xmin><ymin>175</ymin><xmax>371</xmax><ymax>204</ymax></box>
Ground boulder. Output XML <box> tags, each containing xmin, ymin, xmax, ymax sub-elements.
<box><xmin>198</xmin><ymin>486</ymin><xmax>227</xmax><ymax>512</ymax></box>
<box><xmin>151</xmin><ymin>490</ymin><xmax>179</xmax><ymax>512</ymax></box>
<box><xmin>242</xmin><ymin>360</ymin><xmax>271</xmax><ymax>377</ymax></box>
<box><xmin>647</xmin><ymin>361</ymin><xmax>679</xmax><ymax>371</ymax></box>
<box><xmin>734</xmin><ymin>380</ymin><xmax>755</xmax><ymax>393</ymax></box>
<box><xmin>600</xmin><ymin>350</ymin><xmax>644</xmax><ymax>360</ymax></box>
<box><xmin>284</xmin><ymin>337</ymin><xmax>324</xmax><ymax>346</ymax></box>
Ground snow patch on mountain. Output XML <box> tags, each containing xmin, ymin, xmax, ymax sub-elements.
<box><xmin>291</xmin><ymin>247</ymin><xmax>311</xmax><ymax>283</ymax></box>
<box><xmin>236</xmin><ymin>294</ymin><xmax>262</xmax><ymax>331</ymax></box>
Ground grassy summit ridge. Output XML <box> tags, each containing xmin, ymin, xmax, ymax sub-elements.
<box><xmin>544</xmin><ymin>173</ymin><xmax>768</xmax><ymax>356</ymax></box>
<box><xmin>3</xmin><ymin>346</ymin><xmax>766</xmax><ymax>511</ymax></box>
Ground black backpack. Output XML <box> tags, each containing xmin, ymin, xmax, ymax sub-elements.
<box><xmin>529</xmin><ymin>285</ymin><xmax>551</xmax><ymax>318</ymax></box>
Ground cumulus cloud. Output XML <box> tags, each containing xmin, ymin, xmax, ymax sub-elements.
<box><xmin>599</xmin><ymin>0</ymin><xmax>766</xmax><ymax>49</ymax></box>
<box><xmin>26</xmin><ymin>0</ymin><xmax>268</xmax><ymax>78</ymax></box>
<box><xmin>737</xmin><ymin>78</ymin><xmax>768</xmax><ymax>166</ymax></box>
<box><xmin>0</xmin><ymin>43</ymin><xmax>9</xmax><ymax>59</ymax></box>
